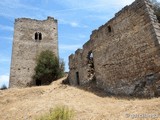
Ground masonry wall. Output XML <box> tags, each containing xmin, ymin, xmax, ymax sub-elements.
<box><xmin>69</xmin><ymin>0</ymin><xmax>160</xmax><ymax>97</ymax></box>
<box><xmin>9</xmin><ymin>17</ymin><xmax>58</xmax><ymax>88</ymax></box>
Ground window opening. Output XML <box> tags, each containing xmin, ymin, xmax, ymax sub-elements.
<box><xmin>35</xmin><ymin>32</ymin><xmax>42</xmax><ymax>41</ymax></box>
<box><xmin>87</xmin><ymin>51</ymin><xmax>95</xmax><ymax>81</ymax></box>
<box><xmin>36</xmin><ymin>79</ymin><xmax>41</xmax><ymax>86</ymax></box>
<box><xmin>108</xmin><ymin>25</ymin><xmax>112</xmax><ymax>32</ymax></box>
<box><xmin>39</xmin><ymin>33</ymin><xmax>42</xmax><ymax>40</ymax></box>
<box><xmin>76</xmin><ymin>72</ymin><xmax>80</xmax><ymax>85</ymax></box>
<box><xmin>35</xmin><ymin>32</ymin><xmax>38</xmax><ymax>40</ymax></box>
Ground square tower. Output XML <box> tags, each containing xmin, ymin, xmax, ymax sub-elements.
<box><xmin>9</xmin><ymin>16</ymin><xmax>58</xmax><ymax>88</ymax></box>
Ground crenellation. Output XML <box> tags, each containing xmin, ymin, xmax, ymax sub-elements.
<box><xmin>75</xmin><ymin>49</ymin><xmax>83</xmax><ymax>55</ymax></box>
<box><xmin>15</xmin><ymin>17</ymin><xmax>57</xmax><ymax>23</ymax></box>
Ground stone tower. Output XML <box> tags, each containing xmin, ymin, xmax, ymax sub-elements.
<box><xmin>9</xmin><ymin>16</ymin><xmax>58</xmax><ymax>88</ymax></box>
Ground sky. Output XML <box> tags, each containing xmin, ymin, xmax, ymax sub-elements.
<box><xmin>0</xmin><ymin>0</ymin><xmax>151</xmax><ymax>88</ymax></box>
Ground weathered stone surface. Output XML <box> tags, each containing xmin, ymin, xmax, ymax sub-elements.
<box><xmin>68</xmin><ymin>0</ymin><xmax>160</xmax><ymax>97</ymax></box>
<box><xmin>9</xmin><ymin>17</ymin><xmax>58</xmax><ymax>88</ymax></box>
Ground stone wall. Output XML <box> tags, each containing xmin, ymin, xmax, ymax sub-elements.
<box><xmin>9</xmin><ymin>17</ymin><xmax>58</xmax><ymax>88</ymax></box>
<box><xmin>68</xmin><ymin>0</ymin><xmax>160</xmax><ymax>97</ymax></box>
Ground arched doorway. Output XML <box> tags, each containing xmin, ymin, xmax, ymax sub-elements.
<box><xmin>87</xmin><ymin>51</ymin><xmax>95</xmax><ymax>81</ymax></box>
<box><xmin>36</xmin><ymin>79</ymin><xmax>41</xmax><ymax>86</ymax></box>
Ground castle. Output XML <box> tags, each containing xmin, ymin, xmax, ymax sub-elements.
<box><xmin>9</xmin><ymin>17</ymin><xmax>58</xmax><ymax>88</ymax></box>
<box><xmin>68</xmin><ymin>0</ymin><xmax>160</xmax><ymax>97</ymax></box>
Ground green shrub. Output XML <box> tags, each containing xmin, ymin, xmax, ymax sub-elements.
<box><xmin>33</xmin><ymin>50</ymin><xmax>65</xmax><ymax>85</ymax></box>
<box><xmin>37</xmin><ymin>105</ymin><xmax>74</xmax><ymax>120</ymax></box>
<box><xmin>0</xmin><ymin>84</ymin><xmax>7</xmax><ymax>90</ymax></box>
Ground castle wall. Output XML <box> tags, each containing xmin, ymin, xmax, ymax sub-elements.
<box><xmin>68</xmin><ymin>0</ymin><xmax>160</xmax><ymax>97</ymax></box>
<box><xmin>9</xmin><ymin>17</ymin><xmax>58</xmax><ymax>88</ymax></box>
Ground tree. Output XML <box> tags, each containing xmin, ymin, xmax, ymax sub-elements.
<box><xmin>59</xmin><ymin>59</ymin><xmax>65</xmax><ymax>77</ymax></box>
<box><xmin>33</xmin><ymin>50</ymin><xmax>65</xmax><ymax>85</ymax></box>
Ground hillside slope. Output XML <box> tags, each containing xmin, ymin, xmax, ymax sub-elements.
<box><xmin>0</xmin><ymin>77</ymin><xmax>160</xmax><ymax>120</ymax></box>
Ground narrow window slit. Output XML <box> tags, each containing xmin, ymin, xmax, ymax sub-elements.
<box><xmin>108</xmin><ymin>25</ymin><xmax>112</xmax><ymax>32</ymax></box>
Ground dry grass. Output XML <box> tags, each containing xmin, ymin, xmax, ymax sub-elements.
<box><xmin>0</xmin><ymin>77</ymin><xmax>160</xmax><ymax>120</ymax></box>
<box><xmin>36</xmin><ymin>105</ymin><xmax>74</xmax><ymax>120</ymax></box>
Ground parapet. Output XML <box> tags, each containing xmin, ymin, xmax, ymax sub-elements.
<box><xmin>75</xmin><ymin>49</ymin><xmax>83</xmax><ymax>54</ymax></box>
<box><xmin>69</xmin><ymin>54</ymin><xmax>75</xmax><ymax>60</ymax></box>
<box><xmin>15</xmin><ymin>16</ymin><xmax>57</xmax><ymax>23</ymax></box>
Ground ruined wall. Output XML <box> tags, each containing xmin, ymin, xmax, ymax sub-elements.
<box><xmin>9</xmin><ymin>17</ymin><xmax>58</xmax><ymax>88</ymax></box>
<box><xmin>69</xmin><ymin>0</ymin><xmax>160</xmax><ymax>97</ymax></box>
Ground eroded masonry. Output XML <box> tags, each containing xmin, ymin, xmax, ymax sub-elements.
<box><xmin>10</xmin><ymin>17</ymin><xmax>58</xmax><ymax>88</ymax></box>
<box><xmin>68</xmin><ymin>0</ymin><xmax>160</xmax><ymax>97</ymax></box>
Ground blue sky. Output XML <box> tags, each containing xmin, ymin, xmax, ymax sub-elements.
<box><xmin>0</xmin><ymin>0</ymin><xmax>145</xmax><ymax>88</ymax></box>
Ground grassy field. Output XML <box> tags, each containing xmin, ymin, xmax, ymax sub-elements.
<box><xmin>0</xmin><ymin>77</ymin><xmax>160</xmax><ymax>120</ymax></box>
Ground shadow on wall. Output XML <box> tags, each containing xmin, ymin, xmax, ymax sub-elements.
<box><xmin>62</xmin><ymin>76</ymin><xmax>159</xmax><ymax>100</ymax></box>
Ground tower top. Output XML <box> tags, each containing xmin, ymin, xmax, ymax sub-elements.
<box><xmin>15</xmin><ymin>16</ymin><xmax>57</xmax><ymax>23</ymax></box>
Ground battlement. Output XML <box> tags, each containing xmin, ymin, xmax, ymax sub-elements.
<box><xmin>15</xmin><ymin>16</ymin><xmax>57</xmax><ymax>23</ymax></box>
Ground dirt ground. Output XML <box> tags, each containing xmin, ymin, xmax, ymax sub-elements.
<box><xmin>0</xmin><ymin>77</ymin><xmax>160</xmax><ymax>120</ymax></box>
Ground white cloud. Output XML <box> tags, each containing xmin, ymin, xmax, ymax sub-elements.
<box><xmin>0</xmin><ymin>0</ymin><xmax>136</xmax><ymax>20</ymax></box>
<box><xmin>57</xmin><ymin>5</ymin><xmax>104</xmax><ymax>13</ymax></box>
<box><xmin>59</xmin><ymin>19</ymin><xmax>88</xmax><ymax>28</ymax></box>
<box><xmin>0</xmin><ymin>75</ymin><xmax>9</xmax><ymax>88</ymax></box>
<box><xmin>0</xmin><ymin>54</ymin><xmax>10</xmax><ymax>63</ymax></box>
<box><xmin>56</xmin><ymin>0</ymin><xmax>134</xmax><ymax>13</ymax></box>
<box><xmin>0</xmin><ymin>58</ymin><xmax>10</xmax><ymax>63</ymax></box>
<box><xmin>0</xmin><ymin>0</ymin><xmax>44</xmax><ymax>19</ymax></box>
<box><xmin>0</xmin><ymin>0</ymin><xmax>40</xmax><ymax>11</ymax></box>
<box><xmin>78</xmin><ymin>34</ymin><xmax>87</xmax><ymax>39</ymax></box>
<box><xmin>59</xmin><ymin>34</ymin><xmax>88</xmax><ymax>43</ymax></box>
<box><xmin>59</xmin><ymin>44</ymin><xmax>82</xmax><ymax>51</ymax></box>
<box><xmin>70</xmin><ymin>22</ymin><xmax>79</xmax><ymax>27</ymax></box>
<box><xmin>0</xmin><ymin>36</ymin><xmax>12</xmax><ymax>41</ymax></box>
<box><xmin>59</xmin><ymin>34</ymin><xmax>86</xmax><ymax>38</ymax></box>
<box><xmin>0</xmin><ymin>24</ymin><xmax>13</xmax><ymax>31</ymax></box>
<box><xmin>85</xmin><ymin>14</ymin><xmax>110</xmax><ymax>20</ymax></box>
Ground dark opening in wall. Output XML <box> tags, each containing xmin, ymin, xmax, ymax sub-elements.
<box><xmin>35</xmin><ymin>32</ymin><xmax>38</xmax><ymax>40</ymax></box>
<box><xmin>87</xmin><ymin>51</ymin><xmax>95</xmax><ymax>81</ymax></box>
<box><xmin>35</xmin><ymin>32</ymin><xmax>42</xmax><ymax>41</ymax></box>
<box><xmin>36</xmin><ymin>79</ymin><xmax>41</xmax><ymax>86</ymax></box>
<box><xmin>39</xmin><ymin>33</ymin><xmax>42</xmax><ymax>40</ymax></box>
<box><xmin>88</xmin><ymin>52</ymin><xmax>93</xmax><ymax>60</ymax></box>
<box><xmin>76</xmin><ymin>72</ymin><xmax>80</xmax><ymax>85</ymax></box>
<box><xmin>108</xmin><ymin>25</ymin><xmax>112</xmax><ymax>32</ymax></box>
